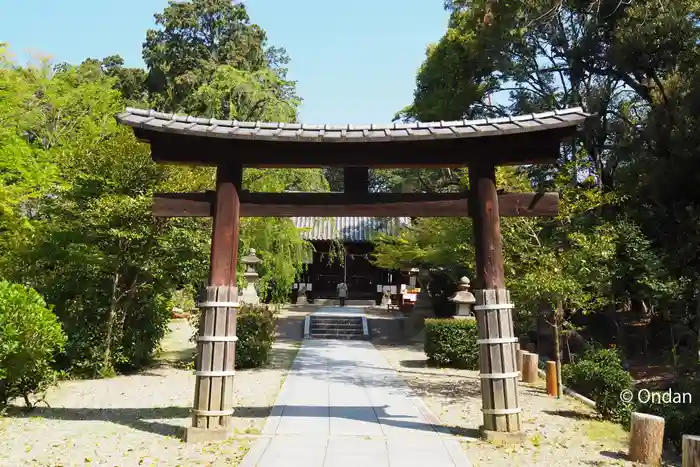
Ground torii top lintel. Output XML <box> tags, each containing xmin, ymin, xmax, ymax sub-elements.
<box><xmin>116</xmin><ymin>107</ymin><xmax>591</xmax><ymax>168</ymax></box>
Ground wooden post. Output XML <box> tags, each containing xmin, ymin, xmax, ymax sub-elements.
<box><xmin>629</xmin><ymin>412</ymin><xmax>665</xmax><ymax>466</ymax></box>
<box><xmin>517</xmin><ymin>349</ymin><xmax>527</xmax><ymax>380</ymax></box>
<box><xmin>469</xmin><ymin>163</ymin><xmax>523</xmax><ymax>439</ymax></box>
<box><xmin>185</xmin><ymin>164</ymin><xmax>242</xmax><ymax>443</ymax></box>
<box><xmin>522</xmin><ymin>352</ymin><xmax>539</xmax><ymax>384</ymax></box>
<box><xmin>546</xmin><ymin>361</ymin><xmax>557</xmax><ymax>396</ymax></box>
<box><xmin>344</xmin><ymin>166</ymin><xmax>369</xmax><ymax>194</ymax></box>
<box><xmin>515</xmin><ymin>343</ymin><xmax>522</xmax><ymax>373</ymax></box>
<box><xmin>683</xmin><ymin>435</ymin><xmax>700</xmax><ymax>467</ymax></box>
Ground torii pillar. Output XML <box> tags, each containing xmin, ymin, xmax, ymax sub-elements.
<box><xmin>185</xmin><ymin>164</ymin><xmax>242</xmax><ymax>443</ymax></box>
<box><xmin>469</xmin><ymin>162</ymin><xmax>525</xmax><ymax>442</ymax></box>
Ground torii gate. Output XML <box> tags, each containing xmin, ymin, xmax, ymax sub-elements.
<box><xmin>116</xmin><ymin>107</ymin><xmax>590</xmax><ymax>443</ymax></box>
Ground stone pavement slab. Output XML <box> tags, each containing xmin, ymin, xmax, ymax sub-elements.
<box><xmin>240</xmin><ymin>334</ymin><xmax>472</xmax><ymax>467</ymax></box>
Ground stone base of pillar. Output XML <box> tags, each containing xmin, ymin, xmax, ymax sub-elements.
<box><xmin>183</xmin><ymin>426</ymin><xmax>232</xmax><ymax>443</ymax></box>
<box><xmin>479</xmin><ymin>425</ymin><xmax>527</xmax><ymax>443</ymax></box>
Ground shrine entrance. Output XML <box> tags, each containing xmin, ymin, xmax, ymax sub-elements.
<box><xmin>117</xmin><ymin>107</ymin><xmax>590</xmax><ymax>443</ymax></box>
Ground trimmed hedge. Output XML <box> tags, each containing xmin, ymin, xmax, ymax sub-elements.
<box><xmin>190</xmin><ymin>303</ymin><xmax>277</xmax><ymax>369</ymax></box>
<box><xmin>424</xmin><ymin>318</ymin><xmax>479</xmax><ymax>369</ymax></box>
<box><xmin>235</xmin><ymin>304</ymin><xmax>277</xmax><ymax>369</ymax></box>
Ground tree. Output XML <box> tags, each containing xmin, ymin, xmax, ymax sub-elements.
<box><xmin>142</xmin><ymin>0</ymin><xmax>289</xmax><ymax>114</ymax></box>
<box><xmin>383</xmin><ymin>0</ymin><xmax>700</xmax><ymax>366</ymax></box>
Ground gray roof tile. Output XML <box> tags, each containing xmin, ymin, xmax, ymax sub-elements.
<box><xmin>115</xmin><ymin>107</ymin><xmax>592</xmax><ymax>143</ymax></box>
<box><xmin>293</xmin><ymin>217</ymin><xmax>410</xmax><ymax>242</ymax></box>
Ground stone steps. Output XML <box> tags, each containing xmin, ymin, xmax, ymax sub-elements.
<box><xmin>307</xmin><ymin>315</ymin><xmax>366</xmax><ymax>340</ymax></box>
<box><xmin>311</xmin><ymin>299</ymin><xmax>376</xmax><ymax>306</ymax></box>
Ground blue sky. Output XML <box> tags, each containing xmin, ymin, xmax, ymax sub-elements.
<box><xmin>2</xmin><ymin>0</ymin><xmax>451</xmax><ymax>124</ymax></box>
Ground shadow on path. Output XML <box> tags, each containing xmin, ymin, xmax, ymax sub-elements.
<box><xmin>5</xmin><ymin>403</ymin><xmax>481</xmax><ymax>440</ymax></box>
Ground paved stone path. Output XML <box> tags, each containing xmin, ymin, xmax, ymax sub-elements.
<box><xmin>240</xmin><ymin>338</ymin><xmax>472</xmax><ymax>467</ymax></box>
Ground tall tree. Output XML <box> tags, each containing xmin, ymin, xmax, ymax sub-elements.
<box><xmin>142</xmin><ymin>0</ymin><xmax>290</xmax><ymax>114</ymax></box>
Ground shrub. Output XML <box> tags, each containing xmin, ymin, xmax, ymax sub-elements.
<box><xmin>190</xmin><ymin>303</ymin><xmax>277</xmax><ymax>369</ymax></box>
<box><xmin>562</xmin><ymin>346</ymin><xmax>634</xmax><ymax>424</ymax></box>
<box><xmin>0</xmin><ymin>281</ymin><xmax>66</xmax><ymax>409</ymax></box>
<box><xmin>424</xmin><ymin>318</ymin><xmax>479</xmax><ymax>369</ymax></box>
<box><xmin>235</xmin><ymin>304</ymin><xmax>277</xmax><ymax>369</ymax></box>
<box><xmin>636</xmin><ymin>376</ymin><xmax>700</xmax><ymax>451</ymax></box>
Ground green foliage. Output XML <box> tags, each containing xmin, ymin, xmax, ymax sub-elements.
<box><xmin>424</xmin><ymin>318</ymin><xmax>479</xmax><ymax>369</ymax></box>
<box><xmin>0</xmin><ymin>281</ymin><xmax>66</xmax><ymax>409</ymax></box>
<box><xmin>235</xmin><ymin>304</ymin><xmax>278</xmax><ymax>369</ymax></box>
<box><xmin>562</xmin><ymin>346</ymin><xmax>634</xmax><ymax>424</ymax></box>
<box><xmin>143</xmin><ymin>0</ymin><xmax>287</xmax><ymax>113</ymax></box>
<box><xmin>189</xmin><ymin>66</ymin><xmax>300</xmax><ymax>122</ymax></box>
<box><xmin>0</xmin><ymin>0</ymin><xmax>320</xmax><ymax>379</ymax></box>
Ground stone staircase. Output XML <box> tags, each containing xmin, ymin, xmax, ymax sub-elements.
<box><xmin>306</xmin><ymin>315</ymin><xmax>367</xmax><ymax>340</ymax></box>
<box><xmin>310</xmin><ymin>298</ymin><xmax>376</xmax><ymax>307</ymax></box>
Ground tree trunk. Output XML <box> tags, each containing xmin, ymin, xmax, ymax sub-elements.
<box><xmin>103</xmin><ymin>270</ymin><xmax>120</xmax><ymax>371</ymax></box>
<box><xmin>555</xmin><ymin>299</ymin><xmax>563</xmax><ymax>398</ymax></box>
<box><xmin>117</xmin><ymin>274</ymin><xmax>140</xmax><ymax>339</ymax></box>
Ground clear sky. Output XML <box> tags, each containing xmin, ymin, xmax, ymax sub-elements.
<box><xmin>1</xmin><ymin>0</ymin><xmax>451</xmax><ymax>124</ymax></box>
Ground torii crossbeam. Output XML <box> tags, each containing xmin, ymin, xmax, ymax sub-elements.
<box><xmin>116</xmin><ymin>106</ymin><xmax>591</xmax><ymax>443</ymax></box>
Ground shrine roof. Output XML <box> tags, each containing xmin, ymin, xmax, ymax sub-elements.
<box><xmin>293</xmin><ymin>217</ymin><xmax>409</xmax><ymax>242</ymax></box>
<box><xmin>116</xmin><ymin>107</ymin><xmax>590</xmax><ymax>143</ymax></box>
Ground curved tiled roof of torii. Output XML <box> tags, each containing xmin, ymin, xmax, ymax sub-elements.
<box><xmin>116</xmin><ymin>107</ymin><xmax>591</xmax><ymax>143</ymax></box>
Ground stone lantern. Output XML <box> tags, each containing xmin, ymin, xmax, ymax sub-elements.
<box><xmin>450</xmin><ymin>276</ymin><xmax>476</xmax><ymax>319</ymax></box>
<box><xmin>239</xmin><ymin>248</ymin><xmax>262</xmax><ymax>305</ymax></box>
<box><xmin>296</xmin><ymin>283</ymin><xmax>308</xmax><ymax>305</ymax></box>
<box><xmin>413</xmin><ymin>268</ymin><xmax>433</xmax><ymax>315</ymax></box>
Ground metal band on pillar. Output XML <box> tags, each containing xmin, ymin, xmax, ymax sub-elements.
<box><xmin>473</xmin><ymin>288</ymin><xmax>521</xmax><ymax>433</ymax></box>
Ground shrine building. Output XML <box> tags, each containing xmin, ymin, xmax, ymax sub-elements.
<box><xmin>292</xmin><ymin>216</ymin><xmax>410</xmax><ymax>302</ymax></box>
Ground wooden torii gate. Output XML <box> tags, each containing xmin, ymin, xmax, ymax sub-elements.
<box><xmin>116</xmin><ymin>107</ymin><xmax>590</xmax><ymax>443</ymax></box>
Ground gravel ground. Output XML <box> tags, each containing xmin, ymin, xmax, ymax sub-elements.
<box><xmin>0</xmin><ymin>308</ymin><xmax>305</xmax><ymax>467</ymax></box>
<box><xmin>375</xmin><ymin>342</ymin><xmax>682</xmax><ymax>467</ymax></box>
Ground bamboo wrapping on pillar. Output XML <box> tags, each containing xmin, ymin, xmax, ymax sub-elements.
<box><xmin>474</xmin><ymin>288</ymin><xmax>521</xmax><ymax>433</ymax></box>
<box><xmin>192</xmin><ymin>285</ymin><xmax>238</xmax><ymax>430</ymax></box>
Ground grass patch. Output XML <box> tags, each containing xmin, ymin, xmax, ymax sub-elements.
<box><xmin>583</xmin><ymin>419</ymin><xmax>628</xmax><ymax>444</ymax></box>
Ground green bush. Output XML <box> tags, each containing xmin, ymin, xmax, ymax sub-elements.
<box><xmin>562</xmin><ymin>346</ymin><xmax>634</xmax><ymax>424</ymax></box>
<box><xmin>235</xmin><ymin>304</ymin><xmax>277</xmax><ymax>369</ymax></box>
<box><xmin>424</xmin><ymin>318</ymin><xmax>479</xmax><ymax>369</ymax></box>
<box><xmin>0</xmin><ymin>281</ymin><xmax>66</xmax><ymax>409</ymax></box>
<box><xmin>636</xmin><ymin>376</ymin><xmax>700</xmax><ymax>451</ymax></box>
<box><xmin>190</xmin><ymin>303</ymin><xmax>277</xmax><ymax>369</ymax></box>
